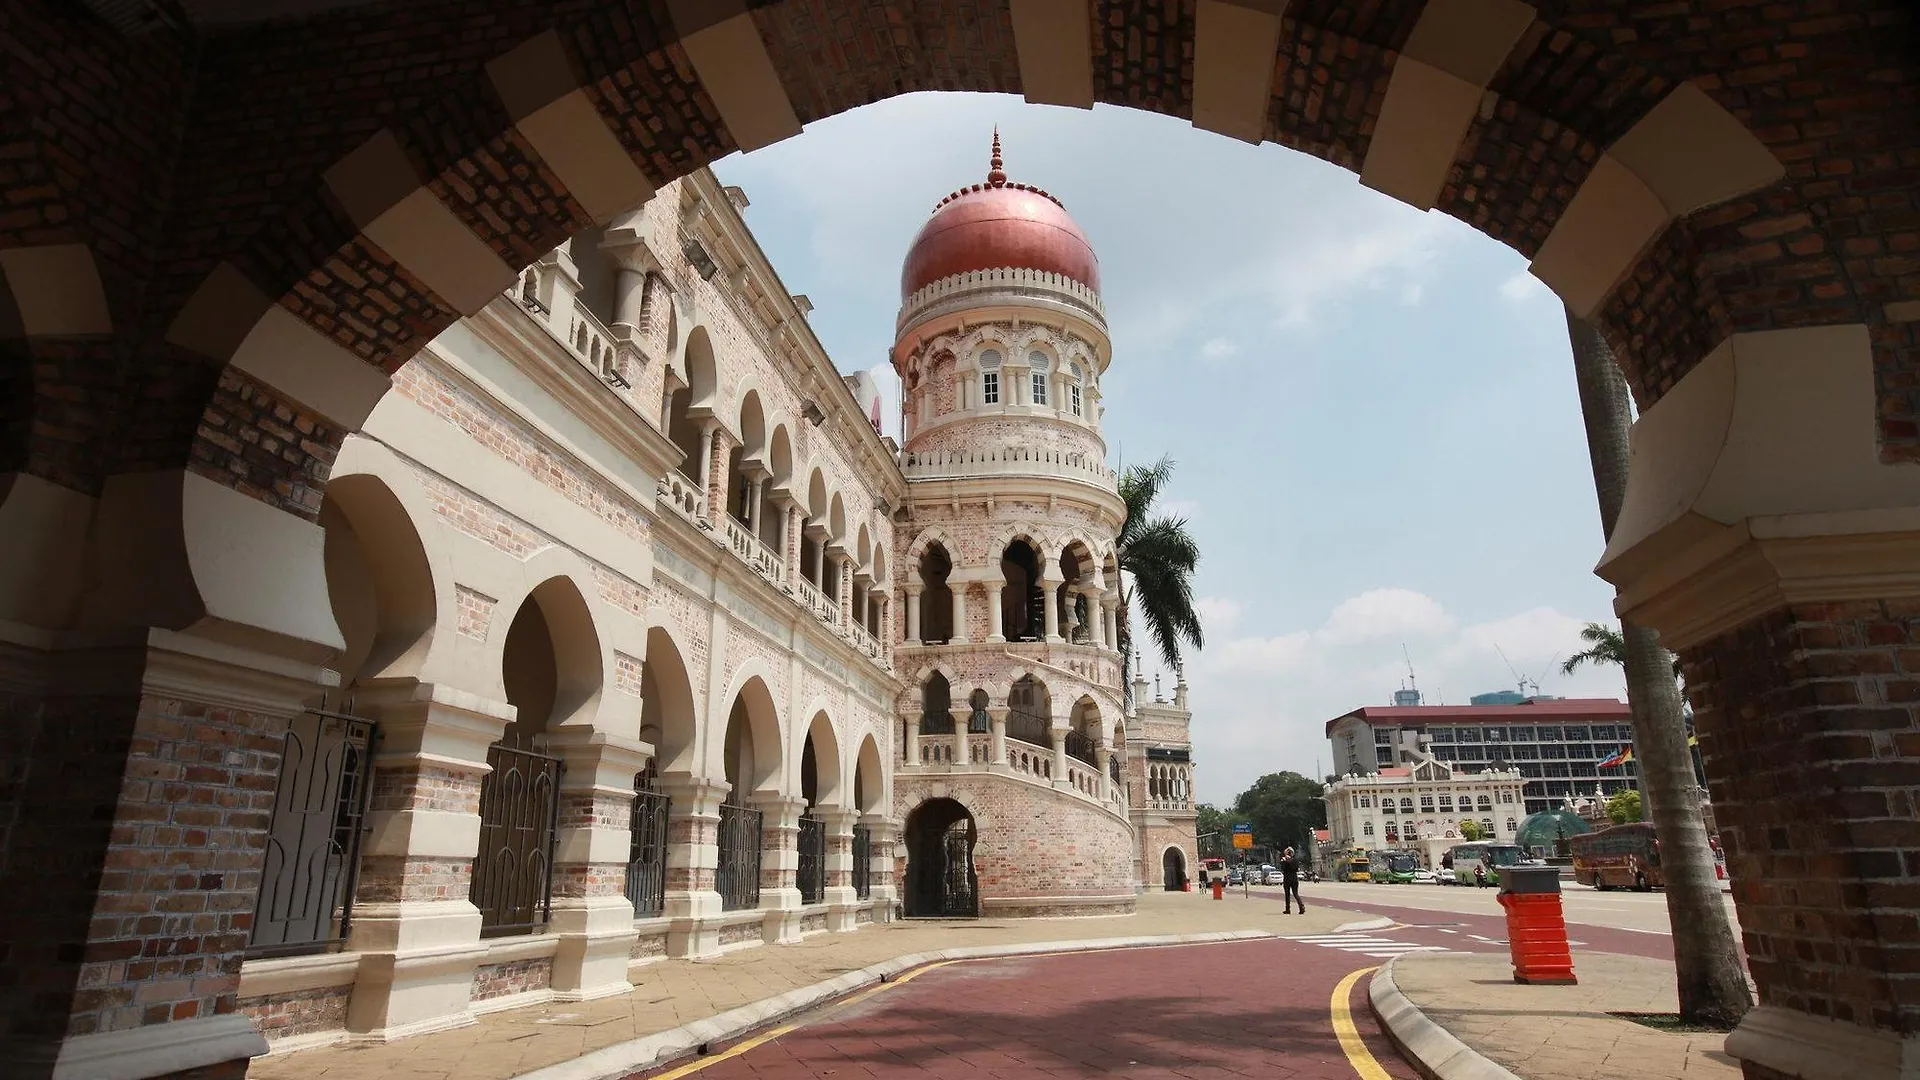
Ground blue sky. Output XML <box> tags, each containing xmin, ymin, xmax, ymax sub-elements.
<box><xmin>712</xmin><ymin>93</ymin><xmax>1629</xmax><ymax>807</ymax></box>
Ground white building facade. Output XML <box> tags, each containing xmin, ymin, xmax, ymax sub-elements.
<box><xmin>1324</xmin><ymin>757</ymin><xmax>1527</xmax><ymax>867</ymax></box>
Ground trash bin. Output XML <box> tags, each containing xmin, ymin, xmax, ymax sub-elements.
<box><xmin>1497</xmin><ymin>864</ymin><xmax>1576</xmax><ymax>985</ymax></box>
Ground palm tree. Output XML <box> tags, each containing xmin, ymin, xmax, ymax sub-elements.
<box><xmin>1567</xmin><ymin>311</ymin><xmax>1750</xmax><ymax>1026</ymax></box>
<box><xmin>1563</xmin><ymin>620</ymin><xmax>1680</xmax><ymax>679</ymax></box>
<box><xmin>1115</xmin><ymin>456</ymin><xmax>1204</xmax><ymax>699</ymax></box>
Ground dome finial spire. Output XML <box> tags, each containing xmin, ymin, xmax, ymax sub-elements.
<box><xmin>987</xmin><ymin>127</ymin><xmax>1006</xmax><ymax>186</ymax></box>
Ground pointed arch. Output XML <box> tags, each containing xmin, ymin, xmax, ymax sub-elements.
<box><xmin>683</xmin><ymin>324</ymin><xmax>719</xmax><ymax>412</ymax></box>
<box><xmin>640</xmin><ymin>621</ymin><xmax>699</xmax><ymax>774</ymax></box>
<box><xmin>800</xmin><ymin>709</ymin><xmax>843</xmax><ymax>809</ymax></box>
<box><xmin>716</xmin><ymin>661</ymin><xmax>784</xmax><ymax>796</ymax></box>
<box><xmin>853</xmin><ymin>732</ymin><xmax>885</xmax><ymax>816</ymax></box>
<box><xmin>494</xmin><ymin>565</ymin><xmax>604</xmax><ymax>737</ymax></box>
<box><xmin>905</xmin><ymin>524</ymin><xmax>959</xmax><ymax>564</ymax></box>
<box><xmin>318</xmin><ymin>470</ymin><xmax>439</xmax><ymax>686</ymax></box>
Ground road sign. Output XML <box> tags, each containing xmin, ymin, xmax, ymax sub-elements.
<box><xmin>1232</xmin><ymin>833</ymin><xmax>1254</xmax><ymax>849</ymax></box>
<box><xmin>1232</xmin><ymin>824</ymin><xmax>1251</xmax><ymax>834</ymax></box>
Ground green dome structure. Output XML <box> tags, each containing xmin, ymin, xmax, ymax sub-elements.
<box><xmin>1515</xmin><ymin>809</ymin><xmax>1592</xmax><ymax>856</ymax></box>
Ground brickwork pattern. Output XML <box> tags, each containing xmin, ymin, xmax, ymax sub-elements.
<box><xmin>355</xmin><ymin>856</ymin><xmax>472</xmax><ymax>904</ymax></box>
<box><xmin>471</xmin><ymin>957</ymin><xmax>553</xmax><ymax>1002</ymax></box>
<box><xmin>1680</xmin><ymin>601</ymin><xmax>1920</xmax><ymax>1034</ymax></box>
<box><xmin>239</xmin><ymin>984</ymin><xmax>351</xmax><ymax>1043</ymax></box>
<box><xmin>189</xmin><ymin>368</ymin><xmax>343</xmax><ymax>522</ymax></box>
<box><xmin>72</xmin><ymin>693</ymin><xmax>288</xmax><ymax>1038</ymax></box>
<box><xmin>895</xmin><ymin>774</ymin><xmax>1134</xmax><ymax>900</ymax></box>
<box><xmin>456</xmin><ymin>585</ymin><xmax>498</xmax><ymax>641</ymax></box>
<box><xmin>1265</xmin><ymin>17</ymin><xmax>1396</xmax><ymax>171</ymax></box>
<box><xmin>368</xmin><ymin>764</ymin><xmax>484</xmax><ymax>817</ymax></box>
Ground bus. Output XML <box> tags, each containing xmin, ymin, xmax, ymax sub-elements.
<box><xmin>1369</xmin><ymin>850</ymin><xmax>1418</xmax><ymax>884</ymax></box>
<box><xmin>1569</xmin><ymin>822</ymin><xmax>1663</xmax><ymax>891</ymax></box>
<box><xmin>1445</xmin><ymin>842</ymin><xmax>1527</xmax><ymax>886</ymax></box>
<box><xmin>1339</xmin><ymin>847</ymin><xmax>1372</xmax><ymax>882</ymax></box>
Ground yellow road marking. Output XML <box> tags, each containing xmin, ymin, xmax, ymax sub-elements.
<box><xmin>1331</xmin><ymin>967</ymin><xmax>1393</xmax><ymax>1080</ymax></box>
<box><xmin>647</xmin><ymin>959</ymin><xmax>961</xmax><ymax>1079</ymax></box>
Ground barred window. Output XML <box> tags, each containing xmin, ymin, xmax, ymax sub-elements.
<box><xmin>982</xmin><ymin>371</ymin><xmax>999</xmax><ymax>404</ymax></box>
<box><xmin>1029</xmin><ymin>351</ymin><xmax>1050</xmax><ymax>405</ymax></box>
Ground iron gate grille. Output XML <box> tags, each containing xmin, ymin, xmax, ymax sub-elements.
<box><xmin>918</xmin><ymin>710</ymin><xmax>953</xmax><ymax>736</ymax></box>
<box><xmin>1109</xmin><ymin>754</ymin><xmax>1122</xmax><ymax>786</ymax></box>
<box><xmin>1064</xmin><ymin>729</ymin><xmax>1098</xmax><ymax>766</ymax></box>
<box><xmin>797</xmin><ymin>814</ymin><xmax>826</xmax><ymax>904</ymax></box>
<box><xmin>472</xmin><ymin>741</ymin><xmax>563</xmax><ymax>937</ymax></box>
<box><xmin>716</xmin><ymin>803</ymin><xmax>763</xmax><ymax>911</ymax></box>
<box><xmin>248</xmin><ymin>706</ymin><xmax>376</xmax><ymax>958</ymax></box>
<box><xmin>1006</xmin><ymin>708</ymin><xmax>1050</xmax><ymax>748</ymax></box>
<box><xmin>852</xmin><ymin>825</ymin><xmax>872</xmax><ymax>899</ymax></box>
<box><xmin>627</xmin><ymin>768</ymin><xmax>670</xmax><ymax>917</ymax></box>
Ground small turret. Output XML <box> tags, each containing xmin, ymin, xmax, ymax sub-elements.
<box><xmin>1174</xmin><ymin>662</ymin><xmax>1188</xmax><ymax>711</ymax></box>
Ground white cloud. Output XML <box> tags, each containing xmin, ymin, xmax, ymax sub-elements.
<box><xmin>1499</xmin><ymin>271</ymin><xmax>1546</xmax><ymax>302</ymax></box>
<box><xmin>1400</xmin><ymin>282</ymin><xmax>1425</xmax><ymax>306</ymax></box>
<box><xmin>1200</xmin><ymin>337</ymin><xmax>1239</xmax><ymax>359</ymax></box>
<box><xmin>1181</xmin><ymin>589</ymin><xmax>1628</xmax><ymax>806</ymax></box>
<box><xmin>1320</xmin><ymin>588</ymin><xmax>1456</xmax><ymax>645</ymax></box>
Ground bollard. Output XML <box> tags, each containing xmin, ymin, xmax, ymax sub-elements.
<box><xmin>1497</xmin><ymin>864</ymin><xmax>1576</xmax><ymax>985</ymax></box>
<box><xmin>1211</xmin><ymin>878</ymin><xmax>1224</xmax><ymax>900</ymax></box>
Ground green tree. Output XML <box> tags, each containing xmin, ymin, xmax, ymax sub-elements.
<box><xmin>1194</xmin><ymin>804</ymin><xmax>1242</xmax><ymax>858</ymax></box>
<box><xmin>1456</xmin><ymin>819</ymin><xmax>1487</xmax><ymax>842</ymax></box>
<box><xmin>1567</xmin><ymin>311</ymin><xmax>1751</xmax><ymax>1026</ymax></box>
<box><xmin>1231</xmin><ymin>772</ymin><xmax>1326</xmax><ymax>854</ymax></box>
<box><xmin>1116</xmin><ymin>456</ymin><xmax>1204</xmax><ymax>700</ymax></box>
<box><xmin>1607</xmin><ymin>789</ymin><xmax>1645</xmax><ymax>824</ymax></box>
<box><xmin>1562</xmin><ymin>620</ymin><xmax>1680</xmax><ymax>680</ymax></box>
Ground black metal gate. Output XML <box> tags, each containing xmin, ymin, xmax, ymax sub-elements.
<box><xmin>905</xmin><ymin>808</ymin><xmax>977</xmax><ymax>918</ymax></box>
<box><xmin>939</xmin><ymin>825</ymin><xmax>977</xmax><ymax>916</ymax></box>
<box><xmin>797</xmin><ymin>813</ymin><xmax>826</xmax><ymax>904</ymax></box>
<box><xmin>852</xmin><ymin>824</ymin><xmax>872</xmax><ymax>900</ymax></box>
<box><xmin>1064</xmin><ymin>729</ymin><xmax>1098</xmax><ymax>766</ymax></box>
<box><xmin>627</xmin><ymin>766</ymin><xmax>670</xmax><ymax>917</ymax></box>
<box><xmin>472</xmin><ymin>740</ymin><xmax>563</xmax><ymax>937</ymax></box>
<box><xmin>248</xmin><ymin>706</ymin><xmax>376</xmax><ymax>957</ymax></box>
<box><xmin>1006</xmin><ymin>707</ymin><xmax>1049</xmax><ymax>747</ymax></box>
<box><xmin>716</xmin><ymin>802</ymin><xmax>762</xmax><ymax>911</ymax></box>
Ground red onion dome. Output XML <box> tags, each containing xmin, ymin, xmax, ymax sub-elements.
<box><xmin>899</xmin><ymin>129</ymin><xmax>1101</xmax><ymax>300</ymax></box>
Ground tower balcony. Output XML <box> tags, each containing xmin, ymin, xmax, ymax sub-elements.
<box><xmin>901</xmin><ymin>729</ymin><xmax>1128</xmax><ymax>821</ymax></box>
<box><xmin>899</xmin><ymin>445</ymin><xmax>1116</xmax><ymax>492</ymax></box>
<box><xmin>895</xmin><ymin>638</ymin><xmax>1123</xmax><ymax>690</ymax></box>
<box><xmin>896</xmin><ymin>266</ymin><xmax>1107</xmax><ymax>338</ymax></box>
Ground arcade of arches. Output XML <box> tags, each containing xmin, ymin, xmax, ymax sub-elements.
<box><xmin>1</xmin><ymin>4</ymin><xmax>1918</xmax><ymax>1080</ymax></box>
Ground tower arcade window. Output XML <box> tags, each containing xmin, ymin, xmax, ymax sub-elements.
<box><xmin>1028</xmin><ymin>351</ymin><xmax>1049</xmax><ymax>405</ymax></box>
<box><xmin>1068</xmin><ymin>362</ymin><xmax>1084</xmax><ymax>416</ymax></box>
<box><xmin>979</xmin><ymin>349</ymin><xmax>1001</xmax><ymax>405</ymax></box>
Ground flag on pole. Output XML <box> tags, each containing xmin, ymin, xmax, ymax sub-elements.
<box><xmin>1596</xmin><ymin>747</ymin><xmax>1634</xmax><ymax>768</ymax></box>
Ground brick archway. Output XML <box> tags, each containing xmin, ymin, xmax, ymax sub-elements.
<box><xmin>4</xmin><ymin>4</ymin><xmax>1919</xmax><ymax>1080</ymax></box>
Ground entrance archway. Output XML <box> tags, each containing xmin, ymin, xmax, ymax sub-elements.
<box><xmin>902</xmin><ymin>798</ymin><xmax>977</xmax><ymax>919</ymax></box>
<box><xmin>1162</xmin><ymin>848</ymin><xmax>1187</xmax><ymax>892</ymax></box>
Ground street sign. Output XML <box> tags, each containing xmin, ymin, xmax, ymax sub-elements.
<box><xmin>1232</xmin><ymin>824</ymin><xmax>1251</xmax><ymax>834</ymax></box>
<box><xmin>1232</xmin><ymin>833</ymin><xmax>1253</xmax><ymax>849</ymax></box>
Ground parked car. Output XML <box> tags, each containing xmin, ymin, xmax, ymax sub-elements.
<box><xmin>1227</xmin><ymin>867</ymin><xmax>1245</xmax><ymax>885</ymax></box>
<box><xmin>1412</xmin><ymin>868</ymin><xmax>1436</xmax><ymax>884</ymax></box>
<box><xmin>1435</xmin><ymin>867</ymin><xmax>1457</xmax><ymax>885</ymax></box>
<box><xmin>1264</xmin><ymin>868</ymin><xmax>1286</xmax><ymax>886</ymax></box>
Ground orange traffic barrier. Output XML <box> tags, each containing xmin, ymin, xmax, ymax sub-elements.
<box><xmin>1211</xmin><ymin>879</ymin><xmax>1224</xmax><ymax>900</ymax></box>
<box><xmin>1497</xmin><ymin>866</ymin><xmax>1576</xmax><ymax>985</ymax></box>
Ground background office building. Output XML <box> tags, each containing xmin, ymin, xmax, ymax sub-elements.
<box><xmin>1326</xmin><ymin>692</ymin><xmax>1637</xmax><ymax>815</ymax></box>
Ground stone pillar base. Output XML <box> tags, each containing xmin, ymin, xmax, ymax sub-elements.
<box><xmin>1726</xmin><ymin>1005</ymin><xmax>1919</xmax><ymax>1080</ymax></box>
<box><xmin>760</xmin><ymin>888</ymin><xmax>804</xmax><ymax>945</ymax></box>
<box><xmin>824</xmin><ymin>886</ymin><xmax>861</xmax><ymax>931</ymax></box>
<box><xmin>549</xmin><ymin>896</ymin><xmax>641</xmax><ymax>1001</ymax></box>
<box><xmin>344</xmin><ymin>937</ymin><xmax>487</xmax><ymax>1042</ymax></box>
<box><xmin>666</xmin><ymin>915</ymin><xmax>720</xmax><ymax>959</ymax></box>
<box><xmin>12</xmin><ymin>1014</ymin><xmax>269</xmax><ymax>1080</ymax></box>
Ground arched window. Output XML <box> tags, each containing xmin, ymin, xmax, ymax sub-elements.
<box><xmin>1477</xmin><ymin>795</ymin><xmax>1493</xmax><ymax>810</ymax></box>
<box><xmin>1028</xmin><ymin>350</ymin><xmax>1050</xmax><ymax>406</ymax></box>
<box><xmin>1068</xmin><ymin>362</ymin><xmax>1084</xmax><ymax>416</ymax></box>
<box><xmin>1357</xmin><ymin>795</ymin><xmax>1369</xmax><ymax>809</ymax></box>
<box><xmin>1506</xmin><ymin>818</ymin><xmax>1518</xmax><ymax>833</ymax></box>
<box><xmin>1400</xmin><ymin>797</ymin><xmax>1413</xmax><ymax>812</ymax></box>
<box><xmin>979</xmin><ymin>349</ymin><xmax>1002</xmax><ymax>406</ymax></box>
<box><xmin>1499</xmin><ymin>790</ymin><xmax>1514</xmax><ymax>804</ymax></box>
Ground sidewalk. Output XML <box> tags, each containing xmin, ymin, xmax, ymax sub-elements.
<box><xmin>253</xmin><ymin>889</ymin><xmax>1347</xmax><ymax>1080</ymax></box>
<box><xmin>1372</xmin><ymin>952</ymin><xmax>1742</xmax><ymax>1080</ymax></box>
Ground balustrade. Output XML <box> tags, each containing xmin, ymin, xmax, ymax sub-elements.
<box><xmin>898</xmin><ymin>445</ymin><xmax>1116</xmax><ymax>488</ymax></box>
<box><xmin>723</xmin><ymin>515</ymin><xmax>783</xmax><ymax>586</ymax></box>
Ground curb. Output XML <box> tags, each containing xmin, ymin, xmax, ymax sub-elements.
<box><xmin>1334</xmin><ymin>916</ymin><xmax>1395</xmax><ymax>934</ymax></box>
<box><xmin>1369</xmin><ymin>955</ymin><xmax>1524</xmax><ymax>1080</ymax></box>
<box><xmin>513</xmin><ymin>929</ymin><xmax>1274</xmax><ymax>1080</ymax></box>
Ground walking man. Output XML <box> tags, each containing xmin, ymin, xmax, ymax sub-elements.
<box><xmin>1281</xmin><ymin>846</ymin><xmax>1305</xmax><ymax>914</ymax></box>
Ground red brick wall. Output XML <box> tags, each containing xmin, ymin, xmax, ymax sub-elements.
<box><xmin>895</xmin><ymin>775</ymin><xmax>1134</xmax><ymax>901</ymax></box>
<box><xmin>1680</xmin><ymin>601</ymin><xmax>1920</xmax><ymax>1034</ymax></box>
<box><xmin>471</xmin><ymin>957</ymin><xmax>553</xmax><ymax>1001</ymax></box>
<box><xmin>238</xmin><ymin>984</ymin><xmax>350</xmax><ymax>1043</ymax></box>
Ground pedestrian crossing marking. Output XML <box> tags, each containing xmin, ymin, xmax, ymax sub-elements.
<box><xmin>1282</xmin><ymin>932</ymin><xmax>1456</xmax><ymax>957</ymax></box>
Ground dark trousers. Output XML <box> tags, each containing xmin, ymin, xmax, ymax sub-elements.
<box><xmin>1283</xmin><ymin>880</ymin><xmax>1303</xmax><ymax>910</ymax></box>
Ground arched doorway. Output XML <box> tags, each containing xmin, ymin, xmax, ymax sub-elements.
<box><xmin>903</xmin><ymin>798</ymin><xmax>977</xmax><ymax>918</ymax></box>
<box><xmin>1162</xmin><ymin>848</ymin><xmax>1187</xmax><ymax>892</ymax></box>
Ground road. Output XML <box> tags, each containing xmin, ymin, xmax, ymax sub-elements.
<box><xmin>629</xmin><ymin>883</ymin><xmax>1719</xmax><ymax>1080</ymax></box>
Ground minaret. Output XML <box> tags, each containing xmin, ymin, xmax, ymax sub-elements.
<box><xmin>1174</xmin><ymin>663</ymin><xmax>1188</xmax><ymax>711</ymax></box>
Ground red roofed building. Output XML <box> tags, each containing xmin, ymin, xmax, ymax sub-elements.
<box><xmin>1326</xmin><ymin>695</ymin><xmax>1637</xmax><ymax>816</ymax></box>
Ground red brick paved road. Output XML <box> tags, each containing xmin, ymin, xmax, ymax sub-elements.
<box><xmin>1284</xmin><ymin>892</ymin><xmax>1685</xmax><ymax>963</ymax></box>
<box><xmin>633</xmin><ymin>939</ymin><xmax>1424</xmax><ymax>1080</ymax></box>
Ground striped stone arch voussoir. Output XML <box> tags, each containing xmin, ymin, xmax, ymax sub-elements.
<box><xmin>0</xmin><ymin>243</ymin><xmax>113</xmax><ymax>340</ymax></box>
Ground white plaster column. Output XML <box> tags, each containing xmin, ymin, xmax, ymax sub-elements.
<box><xmin>695</xmin><ymin>419</ymin><xmax>719</xmax><ymax>490</ymax></box>
<box><xmin>951</xmin><ymin>707</ymin><xmax>971</xmax><ymax>766</ymax></box>
<box><xmin>1049</xmin><ymin>720</ymin><xmax>1071</xmax><ymax>787</ymax></box>
<box><xmin>985</xmin><ymin>576</ymin><xmax>1006</xmax><ymax>643</ymax></box>
<box><xmin>903</xmin><ymin>714</ymin><xmax>921</xmax><ymax>767</ymax></box>
<box><xmin>904</xmin><ymin>586</ymin><xmax>923</xmax><ymax>645</ymax></box>
<box><xmin>988</xmin><ymin>705</ymin><xmax>1009</xmax><ymax>767</ymax></box>
<box><xmin>343</xmin><ymin>683</ymin><xmax>512</xmax><ymax>1039</ymax></box>
<box><xmin>657</xmin><ymin>773</ymin><xmax>727</xmax><ymax>958</ymax></box>
<box><xmin>1095</xmin><ymin>745</ymin><xmax>1113</xmax><ymax>803</ymax></box>
<box><xmin>820</xmin><ymin>807</ymin><xmax>861</xmax><ymax>931</ymax></box>
<box><xmin>1040</xmin><ymin>573</ymin><xmax>1062</xmax><ymax>643</ymax></box>
<box><xmin>859</xmin><ymin>813</ymin><xmax>899</xmax><ymax>921</ymax></box>
<box><xmin>612</xmin><ymin>265</ymin><xmax>648</xmax><ymax>328</ymax></box>
<box><xmin>744</xmin><ymin>476</ymin><xmax>762</xmax><ymax>533</ymax></box>
<box><xmin>1103</xmin><ymin>601</ymin><xmax>1120</xmax><ymax>652</ymax></box>
<box><xmin>751</xmin><ymin>793</ymin><xmax>807</xmax><ymax>945</ymax></box>
<box><xmin>542</xmin><ymin>730</ymin><xmax>649</xmax><ymax>1001</ymax></box>
<box><xmin>949</xmin><ymin>574</ymin><xmax>971</xmax><ymax>644</ymax></box>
